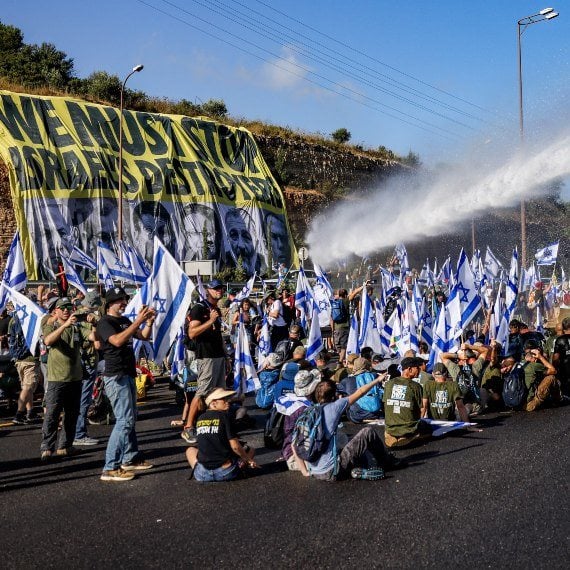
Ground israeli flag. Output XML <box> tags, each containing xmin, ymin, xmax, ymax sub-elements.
<box><xmin>233</xmin><ymin>273</ymin><xmax>256</xmax><ymax>305</ymax></box>
<box><xmin>170</xmin><ymin>326</ymin><xmax>186</xmax><ymax>381</ymax></box>
<box><xmin>256</xmin><ymin>314</ymin><xmax>272</xmax><ymax>370</ymax></box>
<box><xmin>534</xmin><ymin>305</ymin><xmax>544</xmax><ymax>334</ymax></box>
<box><xmin>346</xmin><ymin>311</ymin><xmax>360</xmax><ymax>356</ymax></box>
<box><xmin>419</xmin><ymin>298</ymin><xmax>433</xmax><ymax>347</ymax></box>
<box><xmin>380</xmin><ymin>266</ymin><xmax>399</xmax><ymax>291</ymax></box>
<box><xmin>123</xmin><ymin>279</ymin><xmax>153</xmax><ymax>360</ymax></box>
<box><xmin>97</xmin><ymin>247</ymin><xmax>115</xmax><ymax>290</ymax></box>
<box><xmin>294</xmin><ymin>266</ymin><xmax>314</xmax><ymax>330</ymax></box>
<box><xmin>428</xmin><ymin>303</ymin><xmax>457</xmax><ymax>371</ymax></box>
<box><xmin>150</xmin><ymin>237</ymin><xmax>195</xmax><ymax>364</ymax></box>
<box><xmin>447</xmin><ymin>249</ymin><xmax>482</xmax><ymax>339</ymax></box>
<box><xmin>490</xmin><ymin>282</ymin><xmax>509</xmax><ymax>349</ymax></box>
<box><xmin>535</xmin><ymin>241</ymin><xmax>559</xmax><ymax>266</ymax></box>
<box><xmin>233</xmin><ymin>316</ymin><xmax>259</xmax><ymax>395</ymax></box>
<box><xmin>306</xmin><ymin>302</ymin><xmax>324</xmax><ymax>364</ymax></box>
<box><xmin>505</xmin><ymin>248</ymin><xmax>519</xmax><ymax>316</ymax></box>
<box><xmin>60</xmin><ymin>254</ymin><xmax>87</xmax><ymax>295</ymax></box>
<box><xmin>120</xmin><ymin>241</ymin><xmax>150</xmax><ymax>284</ymax></box>
<box><xmin>484</xmin><ymin>247</ymin><xmax>503</xmax><ymax>279</ymax></box>
<box><xmin>69</xmin><ymin>245</ymin><xmax>97</xmax><ymax>271</ymax></box>
<box><xmin>394</xmin><ymin>243</ymin><xmax>410</xmax><ymax>276</ymax></box>
<box><xmin>0</xmin><ymin>232</ymin><xmax>27</xmax><ymax>311</ymax></box>
<box><xmin>418</xmin><ymin>259</ymin><xmax>434</xmax><ymax>287</ymax></box>
<box><xmin>375</xmin><ymin>300</ymin><xmax>391</xmax><ymax>357</ymax></box>
<box><xmin>195</xmin><ymin>272</ymin><xmax>208</xmax><ymax>301</ymax></box>
<box><xmin>97</xmin><ymin>241</ymin><xmax>133</xmax><ymax>281</ymax></box>
<box><xmin>421</xmin><ymin>418</ymin><xmax>477</xmax><ymax>437</ymax></box>
<box><xmin>358</xmin><ymin>286</ymin><xmax>383</xmax><ymax>353</ymax></box>
<box><xmin>313</xmin><ymin>263</ymin><xmax>334</xmax><ymax>297</ymax></box>
<box><xmin>5</xmin><ymin>285</ymin><xmax>46</xmax><ymax>354</ymax></box>
<box><xmin>312</xmin><ymin>279</ymin><xmax>332</xmax><ymax>328</ymax></box>
<box><xmin>275</xmin><ymin>393</ymin><xmax>312</xmax><ymax>416</ymax></box>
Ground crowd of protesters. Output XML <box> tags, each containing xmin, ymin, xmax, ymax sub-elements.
<box><xmin>1</xmin><ymin>269</ymin><xmax>569</xmax><ymax>484</ymax></box>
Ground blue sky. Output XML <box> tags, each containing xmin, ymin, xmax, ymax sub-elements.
<box><xmin>3</xmin><ymin>0</ymin><xmax>569</xmax><ymax>168</ymax></box>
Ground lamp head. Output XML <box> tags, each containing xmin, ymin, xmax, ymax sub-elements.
<box><xmin>545</xmin><ymin>11</ymin><xmax>559</xmax><ymax>19</ymax></box>
<box><xmin>133</xmin><ymin>64</ymin><xmax>144</xmax><ymax>72</ymax></box>
<box><xmin>539</xmin><ymin>7</ymin><xmax>554</xmax><ymax>15</ymax></box>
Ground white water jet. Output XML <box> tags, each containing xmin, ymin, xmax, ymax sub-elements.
<box><xmin>307</xmin><ymin>131</ymin><xmax>570</xmax><ymax>265</ymax></box>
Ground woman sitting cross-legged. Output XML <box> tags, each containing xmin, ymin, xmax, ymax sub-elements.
<box><xmin>186</xmin><ymin>388</ymin><xmax>258</xmax><ymax>482</ymax></box>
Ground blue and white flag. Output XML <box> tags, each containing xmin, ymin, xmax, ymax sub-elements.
<box><xmin>5</xmin><ymin>285</ymin><xmax>46</xmax><ymax>354</ymax></box>
<box><xmin>505</xmin><ymin>248</ymin><xmax>519</xmax><ymax>316</ymax></box>
<box><xmin>234</xmin><ymin>273</ymin><xmax>256</xmax><ymax>304</ymax></box>
<box><xmin>306</xmin><ymin>302</ymin><xmax>324</xmax><ymax>364</ymax></box>
<box><xmin>346</xmin><ymin>311</ymin><xmax>360</xmax><ymax>356</ymax></box>
<box><xmin>0</xmin><ymin>232</ymin><xmax>27</xmax><ymax>311</ymax></box>
<box><xmin>194</xmin><ymin>272</ymin><xmax>208</xmax><ymax>301</ymax></box>
<box><xmin>120</xmin><ymin>241</ymin><xmax>150</xmax><ymax>284</ymax></box>
<box><xmin>256</xmin><ymin>314</ymin><xmax>272</xmax><ymax>370</ymax></box>
<box><xmin>97</xmin><ymin>241</ymin><xmax>133</xmax><ymax>281</ymax></box>
<box><xmin>535</xmin><ymin>241</ymin><xmax>559</xmax><ymax>266</ymax></box>
<box><xmin>150</xmin><ymin>237</ymin><xmax>195</xmax><ymax>364</ymax></box>
<box><xmin>358</xmin><ymin>286</ymin><xmax>383</xmax><ymax>353</ymax></box>
<box><xmin>418</xmin><ymin>259</ymin><xmax>434</xmax><ymax>287</ymax></box>
<box><xmin>313</xmin><ymin>263</ymin><xmax>334</xmax><ymax>297</ymax></box>
<box><xmin>490</xmin><ymin>281</ymin><xmax>509</xmax><ymax>349</ymax></box>
<box><xmin>380</xmin><ymin>267</ymin><xmax>399</xmax><ymax>291</ymax></box>
<box><xmin>123</xmin><ymin>278</ymin><xmax>153</xmax><ymax>359</ymax></box>
<box><xmin>375</xmin><ymin>300</ymin><xmax>391</xmax><ymax>357</ymax></box>
<box><xmin>421</xmin><ymin>418</ymin><xmax>477</xmax><ymax>437</ymax></box>
<box><xmin>484</xmin><ymin>247</ymin><xmax>503</xmax><ymax>279</ymax></box>
<box><xmin>534</xmin><ymin>305</ymin><xmax>544</xmax><ymax>334</ymax></box>
<box><xmin>97</xmin><ymin>247</ymin><xmax>115</xmax><ymax>290</ymax></box>
<box><xmin>447</xmin><ymin>249</ymin><xmax>482</xmax><ymax>340</ymax></box>
<box><xmin>60</xmin><ymin>254</ymin><xmax>87</xmax><ymax>295</ymax></box>
<box><xmin>428</xmin><ymin>303</ymin><xmax>456</xmax><ymax>371</ymax></box>
<box><xmin>419</xmin><ymin>298</ymin><xmax>433</xmax><ymax>348</ymax></box>
<box><xmin>294</xmin><ymin>266</ymin><xmax>314</xmax><ymax>330</ymax></box>
<box><xmin>394</xmin><ymin>243</ymin><xmax>410</xmax><ymax>277</ymax></box>
<box><xmin>312</xmin><ymin>278</ymin><xmax>332</xmax><ymax>328</ymax></box>
<box><xmin>233</xmin><ymin>317</ymin><xmax>259</xmax><ymax>395</ymax></box>
<box><xmin>170</xmin><ymin>326</ymin><xmax>186</xmax><ymax>381</ymax></box>
<box><xmin>69</xmin><ymin>245</ymin><xmax>97</xmax><ymax>271</ymax></box>
<box><xmin>275</xmin><ymin>393</ymin><xmax>312</xmax><ymax>416</ymax></box>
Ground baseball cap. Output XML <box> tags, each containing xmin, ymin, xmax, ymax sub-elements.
<box><xmin>105</xmin><ymin>287</ymin><xmax>130</xmax><ymax>304</ymax></box>
<box><xmin>205</xmin><ymin>388</ymin><xmax>236</xmax><ymax>406</ymax></box>
<box><xmin>55</xmin><ymin>297</ymin><xmax>73</xmax><ymax>310</ymax></box>
<box><xmin>205</xmin><ymin>279</ymin><xmax>224</xmax><ymax>290</ymax></box>
<box><xmin>432</xmin><ymin>362</ymin><xmax>449</xmax><ymax>377</ymax></box>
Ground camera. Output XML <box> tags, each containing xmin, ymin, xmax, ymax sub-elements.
<box><xmin>74</xmin><ymin>313</ymin><xmax>89</xmax><ymax>323</ymax></box>
<box><xmin>367</xmin><ymin>279</ymin><xmax>378</xmax><ymax>285</ymax></box>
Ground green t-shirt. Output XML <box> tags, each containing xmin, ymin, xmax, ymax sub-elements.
<box><xmin>422</xmin><ymin>380</ymin><xmax>462</xmax><ymax>421</ymax></box>
<box><xmin>42</xmin><ymin>321</ymin><xmax>87</xmax><ymax>382</ymax></box>
<box><xmin>523</xmin><ymin>361</ymin><xmax>546</xmax><ymax>401</ymax></box>
<box><xmin>446</xmin><ymin>356</ymin><xmax>485</xmax><ymax>384</ymax></box>
<box><xmin>382</xmin><ymin>376</ymin><xmax>423</xmax><ymax>437</ymax></box>
<box><xmin>418</xmin><ymin>370</ymin><xmax>433</xmax><ymax>387</ymax></box>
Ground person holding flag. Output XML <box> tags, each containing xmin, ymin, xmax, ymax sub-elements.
<box><xmin>97</xmin><ymin>287</ymin><xmax>156</xmax><ymax>482</ymax></box>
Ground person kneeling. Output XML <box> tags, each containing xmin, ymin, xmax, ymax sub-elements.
<box><xmin>186</xmin><ymin>388</ymin><xmax>258</xmax><ymax>482</ymax></box>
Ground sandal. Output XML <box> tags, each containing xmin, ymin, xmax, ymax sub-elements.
<box><xmin>170</xmin><ymin>419</ymin><xmax>184</xmax><ymax>428</ymax></box>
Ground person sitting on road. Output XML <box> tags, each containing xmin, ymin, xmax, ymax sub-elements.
<box><xmin>479</xmin><ymin>340</ymin><xmax>504</xmax><ymax>413</ymax></box>
<box><xmin>274</xmin><ymin>357</ymin><xmax>313</xmax><ymax>401</ymax></box>
<box><xmin>521</xmin><ymin>342</ymin><xmax>561</xmax><ymax>412</ymax></box>
<box><xmin>186</xmin><ymin>388</ymin><xmax>258</xmax><ymax>482</ymax></box>
<box><xmin>255</xmin><ymin>352</ymin><xmax>283</xmax><ymax>409</ymax></box>
<box><xmin>274</xmin><ymin>324</ymin><xmax>303</xmax><ymax>362</ymax></box>
<box><xmin>278</xmin><ymin>345</ymin><xmax>306</xmax><ymax>385</ymax></box>
<box><xmin>337</xmin><ymin>357</ymin><xmax>383</xmax><ymax>423</ymax></box>
<box><xmin>281</xmin><ymin>369</ymin><xmax>321</xmax><ymax>472</ymax></box>
<box><xmin>383</xmin><ymin>356</ymin><xmax>433</xmax><ymax>448</ymax></box>
<box><xmin>332</xmin><ymin>352</ymin><xmax>358</xmax><ymax>383</ymax></box>
<box><xmin>421</xmin><ymin>363</ymin><xmax>470</xmax><ymax>422</ymax></box>
<box><xmin>294</xmin><ymin>378</ymin><xmax>406</xmax><ymax>481</ymax></box>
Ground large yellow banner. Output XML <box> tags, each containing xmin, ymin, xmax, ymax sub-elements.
<box><xmin>0</xmin><ymin>90</ymin><xmax>295</xmax><ymax>279</ymax></box>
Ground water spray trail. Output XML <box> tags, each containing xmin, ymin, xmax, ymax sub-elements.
<box><xmin>307</xmin><ymin>133</ymin><xmax>570</xmax><ymax>264</ymax></box>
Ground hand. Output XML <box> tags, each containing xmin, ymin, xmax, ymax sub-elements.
<box><xmin>209</xmin><ymin>308</ymin><xmax>219</xmax><ymax>324</ymax></box>
<box><xmin>64</xmin><ymin>315</ymin><xmax>77</xmax><ymax>328</ymax></box>
<box><xmin>136</xmin><ymin>305</ymin><xmax>156</xmax><ymax>324</ymax></box>
<box><xmin>247</xmin><ymin>460</ymin><xmax>259</xmax><ymax>469</ymax></box>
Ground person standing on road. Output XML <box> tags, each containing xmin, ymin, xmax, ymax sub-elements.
<box><xmin>181</xmin><ymin>279</ymin><xmax>229</xmax><ymax>446</ymax></box>
<box><xmin>96</xmin><ymin>287</ymin><xmax>156</xmax><ymax>482</ymax></box>
<box><xmin>40</xmin><ymin>298</ymin><xmax>97</xmax><ymax>461</ymax></box>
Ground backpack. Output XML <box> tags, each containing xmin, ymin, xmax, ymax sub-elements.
<box><xmin>456</xmin><ymin>365</ymin><xmax>479</xmax><ymax>402</ymax></box>
<box><xmin>292</xmin><ymin>404</ymin><xmax>330</xmax><ymax>462</ymax></box>
<box><xmin>502</xmin><ymin>363</ymin><xmax>527</xmax><ymax>408</ymax></box>
<box><xmin>8</xmin><ymin>317</ymin><xmax>32</xmax><ymax>361</ymax></box>
<box><xmin>330</xmin><ymin>299</ymin><xmax>348</xmax><ymax>324</ymax></box>
<box><xmin>355</xmin><ymin>372</ymin><xmax>383</xmax><ymax>413</ymax></box>
<box><xmin>274</xmin><ymin>339</ymin><xmax>292</xmax><ymax>362</ymax></box>
<box><xmin>255</xmin><ymin>368</ymin><xmax>281</xmax><ymax>409</ymax></box>
<box><xmin>263</xmin><ymin>406</ymin><xmax>285</xmax><ymax>449</ymax></box>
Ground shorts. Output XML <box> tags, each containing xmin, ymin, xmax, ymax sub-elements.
<box><xmin>15</xmin><ymin>360</ymin><xmax>39</xmax><ymax>390</ymax></box>
<box><xmin>195</xmin><ymin>357</ymin><xmax>227</xmax><ymax>397</ymax></box>
<box><xmin>333</xmin><ymin>328</ymin><xmax>349</xmax><ymax>351</ymax></box>
<box><xmin>194</xmin><ymin>460</ymin><xmax>242</xmax><ymax>482</ymax></box>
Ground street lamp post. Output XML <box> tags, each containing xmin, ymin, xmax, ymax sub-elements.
<box><xmin>517</xmin><ymin>8</ymin><xmax>558</xmax><ymax>268</ymax></box>
<box><xmin>118</xmin><ymin>64</ymin><xmax>144</xmax><ymax>244</ymax></box>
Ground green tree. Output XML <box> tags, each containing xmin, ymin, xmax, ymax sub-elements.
<box><xmin>200</xmin><ymin>98</ymin><xmax>228</xmax><ymax>119</ymax></box>
<box><xmin>233</xmin><ymin>255</ymin><xmax>247</xmax><ymax>281</ymax></box>
<box><xmin>83</xmin><ymin>71</ymin><xmax>122</xmax><ymax>105</ymax></box>
<box><xmin>331</xmin><ymin>128</ymin><xmax>351</xmax><ymax>144</ymax></box>
<box><xmin>402</xmin><ymin>150</ymin><xmax>421</xmax><ymax>168</ymax></box>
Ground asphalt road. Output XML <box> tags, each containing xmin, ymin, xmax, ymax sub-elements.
<box><xmin>1</xmin><ymin>380</ymin><xmax>568</xmax><ymax>569</ymax></box>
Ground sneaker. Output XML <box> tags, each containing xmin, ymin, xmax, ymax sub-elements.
<box><xmin>73</xmin><ymin>437</ymin><xmax>99</xmax><ymax>446</ymax></box>
<box><xmin>181</xmin><ymin>427</ymin><xmax>197</xmax><ymax>445</ymax></box>
<box><xmin>351</xmin><ymin>467</ymin><xmax>385</xmax><ymax>481</ymax></box>
<box><xmin>12</xmin><ymin>414</ymin><xmax>27</xmax><ymax>425</ymax></box>
<box><xmin>26</xmin><ymin>412</ymin><xmax>42</xmax><ymax>424</ymax></box>
<box><xmin>55</xmin><ymin>447</ymin><xmax>79</xmax><ymax>457</ymax></box>
<box><xmin>121</xmin><ymin>459</ymin><xmax>153</xmax><ymax>471</ymax></box>
<box><xmin>40</xmin><ymin>450</ymin><xmax>53</xmax><ymax>461</ymax></box>
<box><xmin>385</xmin><ymin>453</ymin><xmax>409</xmax><ymax>471</ymax></box>
<box><xmin>100</xmin><ymin>469</ymin><xmax>136</xmax><ymax>482</ymax></box>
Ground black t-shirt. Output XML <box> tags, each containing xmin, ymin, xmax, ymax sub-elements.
<box><xmin>96</xmin><ymin>315</ymin><xmax>137</xmax><ymax>377</ymax></box>
<box><xmin>189</xmin><ymin>302</ymin><xmax>225</xmax><ymax>359</ymax></box>
<box><xmin>196</xmin><ymin>410</ymin><xmax>236</xmax><ymax>469</ymax></box>
<box><xmin>553</xmin><ymin>334</ymin><xmax>570</xmax><ymax>381</ymax></box>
